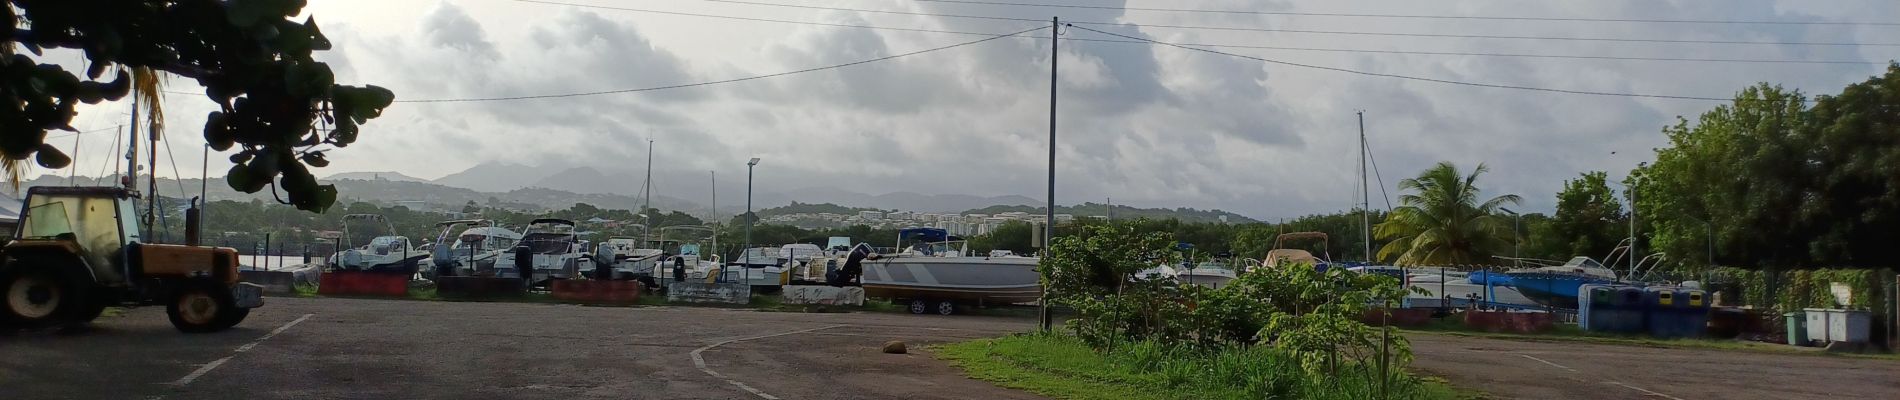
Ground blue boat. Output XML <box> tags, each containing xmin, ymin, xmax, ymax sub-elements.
<box><xmin>1464</xmin><ymin>270</ymin><xmax>1515</xmax><ymax>286</ymax></box>
<box><xmin>1502</xmin><ymin>257</ymin><xmax>1619</xmax><ymax>309</ymax></box>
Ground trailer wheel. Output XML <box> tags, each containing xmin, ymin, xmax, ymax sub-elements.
<box><xmin>167</xmin><ymin>282</ymin><xmax>241</xmax><ymax>333</ymax></box>
<box><xmin>908</xmin><ymin>299</ymin><xmax>928</xmax><ymax>314</ymax></box>
<box><xmin>936</xmin><ymin>301</ymin><xmax>956</xmax><ymax>316</ymax></box>
<box><xmin>1</xmin><ymin>265</ymin><xmax>84</xmax><ymax>329</ymax></box>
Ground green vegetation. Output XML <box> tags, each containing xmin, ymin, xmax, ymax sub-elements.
<box><xmin>963</xmin><ymin>203</ymin><xmax>1258</xmax><ymax>224</ymax></box>
<box><xmin>754</xmin><ymin>202</ymin><xmax>881</xmax><ymax>218</ymax></box>
<box><xmin>1634</xmin><ymin>65</ymin><xmax>1900</xmax><ymax>268</ymax></box>
<box><xmin>1011</xmin><ymin>222</ymin><xmax>1459</xmax><ymax>399</ymax></box>
<box><xmin>1375</xmin><ymin>162</ymin><xmax>1521</xmax><ymax>266</ymax></box>
<box><xmin>936</xmin><ymin>334</ymin><xmax>1473</xmax><ymax>400</ymax></box>
<box><xmin>1550</xmin><ymin>171</ymin><xmax>1627</xmax><ymax>260</ymax></box>
<box><xmin>2</xmin><ymin>0</ymin><xmax>392</xmax><ymax>211</ymax></box>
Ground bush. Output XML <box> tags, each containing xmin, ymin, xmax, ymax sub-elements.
<box><xmin>1044</xmin><ymin>221</ymin><xmax>1418</xmax><ymax>377</ymax></box>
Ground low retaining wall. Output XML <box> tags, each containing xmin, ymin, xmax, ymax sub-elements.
<box><xmin>436</xmin><ymin>276</ymin><xmax>527</xmax><ymax>299</ymax></box>
<box><xmin>667</xmin><ymin>282</ymin><xmax>751</xmax><ymax>304</ymax></box>
<box><xmin>1360</xmin><ymin>308</ymin><xmax>1435</xmax><ymax>327</ymax></box>
<box><xmin>240</xmin><ymin>270</ymin><xmax>298</xmax><ymax>295</ymax></box>
<box><xmin>1464</xmin><ymin>310</ymin><xmax>1554</xmax><ymax>334</ymax></box>
<box><xmin>552</xmin><ymin>280</ymin><xmax>643</xmax><ymax>305</ymax></box>
<box><xmin>317</xmin><ymin>271</ymin><xmax>409</xmax><ymax>297</ymax></box>
<box><xmin>781</xmin><ymin>285</ymin><xmax>864</xmax><ymax>306</ymax></box>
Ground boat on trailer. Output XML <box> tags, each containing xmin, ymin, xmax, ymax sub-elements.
<box><xmin>330</xmin><ymin>214</ymin><xmax>426</xmax><ymax>274</ymax></box>
<box><xmin>852</xmin><ymin>228</ymin><xmax>1041</xmax><ymax>315</ymax></box>
<box><xmin>425</xmin><ymin>219</ymin><xmax>521</xmax><ymax>278</ymax></box>
<box><xmin>491</xmin><ymin>218</ymin><xmax>594</xmax><ymax>286</ymax></box>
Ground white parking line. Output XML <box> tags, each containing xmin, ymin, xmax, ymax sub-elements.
<box><xmin>169</xmin><ymin>313</ymin><xmax>314</xmax><ymax>386</ymax></box>
<box><xmin>690</xmin><ymin>324</ymin><xmax>847</xmax><ymax>399</ymax></box>
<box><xmin>1606</xmin><ymin>381</ymin><xmax>1686</xmax><ymax>400</ymax></box>
<box><xmin>1516</xmin><ymin>354</ymin><xmax>1578</xmax><ymax>372</ymax></box>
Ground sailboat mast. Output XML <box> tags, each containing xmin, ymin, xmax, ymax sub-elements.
<box><xmin>1358</xmin><ymin>111</ymin><xmax>1371</xmax><ymax>263</ymax></box>
<box><xmin>643</xmin><ymin>139</ymin><xmax>654</xmax><ymax>245</ymax></box>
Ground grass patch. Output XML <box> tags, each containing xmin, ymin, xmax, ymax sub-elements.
<box><xmin>935</xmin><ymin>333</ymin><xmax>1478</xmax><ymax>400</ymax></box>
<box><xmin>291</xmin><ymin>283</ymin><xmax>319</xmax><ymax>298</ymax></box>
<box><xmin>1403</xmin><ymin>317</ymin><xmax>1900</xmax><ymax>361</ymax></box>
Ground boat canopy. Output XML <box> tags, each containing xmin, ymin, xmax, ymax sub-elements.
<box><xmin>900</xmin><ymin>228</ymin><xmax>960</xmax><ymax>242</ymax></box>
<box><xmin>459</xmin><ymin>226</ymin><xmax>521</xmax><ymax>241</ymax></box>
<box><xmin>530</xmin><ymin>218</ymin><xmax>577</xmax><ymax>226</ymax></box>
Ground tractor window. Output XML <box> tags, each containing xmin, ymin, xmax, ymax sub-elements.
<box><xmin>21</xmin><ymin>201</ymin><xmax>74</xmax><ymax>239</ymax></box>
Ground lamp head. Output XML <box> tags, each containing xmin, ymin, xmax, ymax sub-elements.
<box><xmin>747</xmin><ymin>157</ymin><xmax>761</xmax><ymax>166</ymax></box>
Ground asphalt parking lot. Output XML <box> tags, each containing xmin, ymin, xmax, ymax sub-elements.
<box><xmin>0</xmin><ymin>297</ymin><xmax>1041</xmax><ymax>400</ymax></box>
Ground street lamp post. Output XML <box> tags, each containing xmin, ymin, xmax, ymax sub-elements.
<box><xmin>744</xmin><ymin>158</ymin><xmax>760</xmax><ymax>283</ymax></box>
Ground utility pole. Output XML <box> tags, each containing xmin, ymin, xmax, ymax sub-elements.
<box><xmin>1358</xmin><ymin>111</ymin><xmax>1371</xmax><ymax>263</ymax></box>
<box><xmin>1039</xmin><ymin>16</ymin><xmax>1059</xmax><ymax>332</ymax></box>
<box><xmin>1105</xmin><ymin>197</ymin><xmax>1111</xmax><ymax>221</ymax></box>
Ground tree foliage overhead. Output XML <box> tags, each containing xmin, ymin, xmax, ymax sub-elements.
<box><xmin>1550</xmin><ymin>171</ymin><xmax>1625</xmax><ymax>261</ymax></box>
<box><xmin>2</xmin><ymin>0</ymin><xmax>393</xmax><ymax>212</ymax></box>
<box><xmin>1635</xmin><ymin>64</ymin><xmax>1900</xmax><ymax>268</ymax></box>
<box><xmin>1373</xmin><ymin>162</ymin><xmax>1520</xmax><ymax>266</ymax></box>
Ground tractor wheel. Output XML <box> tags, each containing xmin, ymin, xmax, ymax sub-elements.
<box><xmin>167</xmin><ymin>282</ymin><xmax>241</xmax><ymax>333</ymax></box>
<box><xmin>1</xmin><ymin>266</ymin><xmax>84</xmax><ymax>329</ymax></box>
<box><xmin>936</xmin><ymin>301</ymin><xmax>957</xmax><ymax>316</ymax></box>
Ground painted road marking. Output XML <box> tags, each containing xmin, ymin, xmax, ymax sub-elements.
<box><xmin>1516</xmin><ymin>354</ymin><xmax>1578</xmax><ymax>373</ymax></box>
<box><xmin>691</xmin><ymin>324</ymin><xmax>847</xmax><ymax>400</ymax></box>
<box><xmin>1606</xmin><ymin>381</ymin><xmax>1686</xmax><ymax>400</ymax></box>
<box><xmin>169</xmin><ymin>313</ymin><xmax>314</xmax><ymax>386</ymax></box>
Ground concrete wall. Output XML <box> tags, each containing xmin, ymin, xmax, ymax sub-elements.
<box><xmin>781</xmin><ymin>285</ymin><xmax>864</xmax><ymax>306</ymax></box>
<box><xmin>239</xmin><ymin>270</ymin><xmax>297</xmax><ymax>295</ymax></box>
<box><xmin>667</xmin><ymin>282</ymin><xmax>751</xmax><ymax>304</ymax></box>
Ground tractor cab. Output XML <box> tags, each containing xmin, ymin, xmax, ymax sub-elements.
<box><xmin>12</xmin><ymin>187</ymin><xmax>143</xmax><ymax>287</ymax></box>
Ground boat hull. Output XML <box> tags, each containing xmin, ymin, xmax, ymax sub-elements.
<box><xmin>861</xmin><ymin>257</ymin><xmax>1042</xmax><ymax>305</ymax></box>
<box><xmin>1504</xmin><ymin>271</ymin><xmax>1612</xmax><ymax>309</ymax></box>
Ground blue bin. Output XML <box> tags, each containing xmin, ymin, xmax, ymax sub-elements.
<box><xmin>1677</xmin><ymin>289</ymin><xmax>1709</xmax><ymax>338</ymax></box>
<box><xmin>1607</xmin><ymin>286</ymin><xmax>1648</xmax><ymax>334</ymax></box>
<box><xmin>1578</xmin><ymin>284</ymin><xmax>1613</xmax><ymax>332</ymax></box>
<box><xmin>1645</xmin><ymin>287</ymin><xmax>1702</xmax><ymax>338</ymax></box>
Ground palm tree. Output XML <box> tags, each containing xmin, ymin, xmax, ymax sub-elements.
<box><xmin>1374</xmin><ymin>162</ymin><xmax>1521</xmax><ymax>266</ymax></box>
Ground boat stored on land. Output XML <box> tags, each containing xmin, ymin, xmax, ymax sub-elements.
<box><xmin>851</xmin><ymin>228</ymin><xmax>1041</xmax><ymax>315</ymax></box>
<box><xmin>1504</xmin><ymin>256</ymin><xmax>1618</xmax><ymax>309</ymax></box>
<box><xmin>492</xmin><ymin>219</ymin><xmax>594</xmax><ymax>286</ymax></box>
<box><xmin>330</xmin><ymin>214</ymin><xmax>426</xmax><ymax>274</ymax></box>
<box><xmin>426</xmin><ymin>220</ymin><xmax>521</xmax><ymax>278</ymax></box>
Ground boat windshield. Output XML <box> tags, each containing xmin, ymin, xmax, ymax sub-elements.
<box><xmin>904</xmin><ymin>241</ymin><xmax>967</xmax><ymax>257</ymax></box>
<box><xmin>1192</xmin><ymin>261</ymin><xmax>1233</xmax><ymax>272</ymax></box>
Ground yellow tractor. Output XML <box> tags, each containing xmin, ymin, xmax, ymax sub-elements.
<box><xmin>0</xmin><ymin>186</ymin><xmax>261</xmax><ymax>332</ymax></box>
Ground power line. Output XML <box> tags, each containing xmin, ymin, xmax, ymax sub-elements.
<box><xmin>692</xmin><ymin>0</ymin><xmax>1900</xmax><ymax>47</ymax></box>
<box><xmin>512</xmin><ymin>0</ymin><xmax>1034</xmax><ymax>36</ymax></box>
<box><xmin>1063</xmin><ymin>37</ymin><xmax>1887</xmax><ymax>65</ymax></box>
<box><xmin>906</xmin><ymin>0</ymin><xmax>1900</xmax><ymax>27</ymax></box>
<box><xmin>1066</xmin><ymin>24</ymin><xmax>1738</xmax><ymax>102</ymax></box>
<box><xmin>541</xmin><ymin>0</ymin><xmax>1886</xmax><ymax>65</ymax></box>
<box><xmin>397</xmin><ymin>25</ymin><xmax>1047</xmax><ymax>103</ymax></box>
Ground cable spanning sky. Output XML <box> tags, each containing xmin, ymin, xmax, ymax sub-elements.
<box><xmin>36</xmin><ymin>0</ymin><xmax>1900</xmax><ymax>219</ymax></box>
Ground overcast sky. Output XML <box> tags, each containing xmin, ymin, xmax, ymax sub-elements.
<box><xmin>36</xmin><ymin>0</ymin><xmax>1900</xmax><ymax>219</ymax></box>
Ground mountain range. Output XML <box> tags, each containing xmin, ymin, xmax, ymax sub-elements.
<box><xmin>322</xmin><ymin>161</ymin><xmax>1051</xmax><ymax>214</ymax></box>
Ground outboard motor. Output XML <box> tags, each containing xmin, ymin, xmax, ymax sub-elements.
<box><xmin>594</xmin><ymin>255</ymin><xmax>613</xmax><ymax>280</ymax></box>
<box><xmin>513</xmin><ymin>245</ymin><xmax>533</xmax><ymax>285</ymax></box>
<box><xmin>672</xmin><ymin>257</ymin><xmax>686</xmax><ymax>282</ymax></box>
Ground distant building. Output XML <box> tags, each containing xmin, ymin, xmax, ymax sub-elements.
<box><xmin>858</xmin><ymin>210</ymin><xmax>884</xmax><ymax>220</ymax></box>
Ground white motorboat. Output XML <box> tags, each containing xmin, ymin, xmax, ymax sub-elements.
<box><xmin>846</xmin><ymin>228</ymin><xmax>1041</xmax><ymax>315</ymax></box>
<box><xmin>1171</xmin><ymin>261</ymin><xmax>1240</xmax><ymax>289</ymax></box>
<box><xmin>649</xmin><ymin>226</ymin><xmax>721</xmax><ymax>282</ymax></box>
<box><xmin>426</xmin><ymin>219</ymin><xmax>521</xmax><ymax>277</ymax></box>
<box><xmin>597</xmin><ymin>236</ymin><xmax>665</xmax><ymax>282</ymax></box>
<box><xmin>330</xmin><ymin>214</ymin><xmax>426</xmax><ymax>274</ymax></box>
<box><xmin>778</xmin><ymin>243</ymin><xmax>825</xmax><ymax>281</ymax></box>
<box><xmin>492</xmin><ymin>218</ymin><xmax>594</xmax><ymax>285</ymax></box>
<box><xmin>720</xmin><ymin>247</ymin><xmax>785</xmax><ymax>288</ymax></box>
